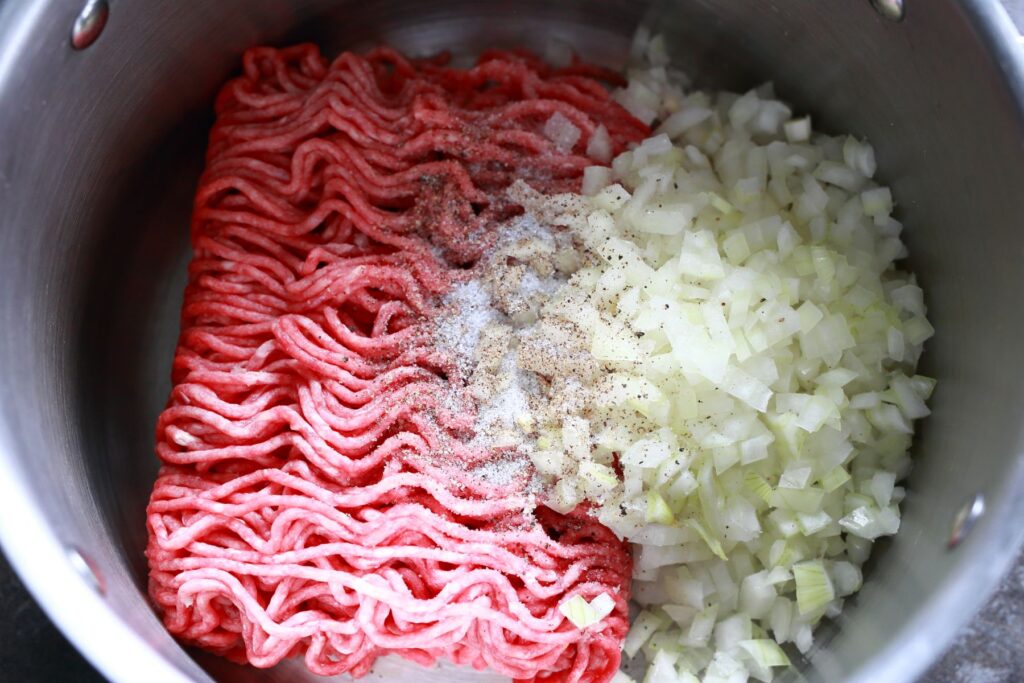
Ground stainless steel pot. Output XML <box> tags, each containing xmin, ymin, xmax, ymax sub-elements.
<box><xmin>1</xmin><ymin>1</ymin><xmax>1023</xmax><ymax>682</ymax></box>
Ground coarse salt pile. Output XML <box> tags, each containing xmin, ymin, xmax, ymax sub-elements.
<box><xmin>431</xmin><ymin>206</ymin><xmax>583</xmax><ymax>501</ymax></box>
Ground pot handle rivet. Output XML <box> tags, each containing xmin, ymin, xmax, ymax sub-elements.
<box><xmin>869</xmin><ymin>0</ymin><xmax>905</xmax><ymax>22</ymax></box>
<box><xmin>68</xmin><ymin>547</ymin><xmax>106</xmax><ymax>595</ymax></box>
<box><xmin>948</xmin><ymin>493</ymin><xmax>985</xmax><ymax>549</ymax></box>
<box><xmin>70</xmin><ymin>0</ymin><xmax>109</xmax><ymax>50</ymax></box>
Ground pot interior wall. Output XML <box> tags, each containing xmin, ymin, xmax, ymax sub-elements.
<box><xmin>0</xmin><ymin>1</ymin><xmax>1021</xmax><ymax>683</ymax></box>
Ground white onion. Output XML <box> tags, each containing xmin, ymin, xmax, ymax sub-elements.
<box><xmin>542</xmin><ymin>112</ymin><xmax>581</xmax><ymax>152</ymax></box>
<box><xmin>518</xmin><ymin>49</ymin><xmax>933</xmax><ymax>683</ymax></box>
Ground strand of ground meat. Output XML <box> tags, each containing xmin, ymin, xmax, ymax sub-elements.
<box><xmin>146</xmin><ymin>44</ymin><xmax>647</xmax><ymax>682</ymax></box>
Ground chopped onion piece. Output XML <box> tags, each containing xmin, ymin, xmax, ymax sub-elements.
<box><xmin>559</xmin><ymin>592</ymin><xmax>616</xmax><ymax>630</ymax></box>
<box><xmin>739</xmin><ymin>639</ymin><xmax>791</xmax><ymax>668</ymax></box>
<box><xmin>784</xmin><ymin>116</ymin><xmax>811</xmax><ymax>142</ymax></box>
<box><xmin>559</xmin><ymin>595</ymin><xmax>596</xmax><ymax>628</ymax></box>
<box><xmin>587</xmin><ymin>124</ymin><xmax>613</xmax><ymax>162</ymax></box>
<box><xmin>793</xmin><ymin>560</ymin><xmax>835</xmax><ymax>615</ymax></box>
<box><xmin>624</xmin><ymin>610</ymin><xmax>665</xmax><ymax>657</ymax></box>
<box><xmin>646</xmin><ymin>490</ymin><xmax>675</xmax><ymax>524</ymax></box>
<box><xmin>543</xmin><ymin>112</ymin><xmax>581</xmax><ymax>153</ymax></box>
<box><xmin>590</xmin><ymin>592</ymin><xmax>616</xmax><ymax>620</ymax></box>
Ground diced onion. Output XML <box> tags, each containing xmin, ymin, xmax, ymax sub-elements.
<box><xmin>543</xmin><ymin>112</ymin><xmax>581</xmax><ymax>152</ymax></box>
<box><xmin>523</xmin><ymin>43</ymin><xmax>933</xmax><ymax>683</ymax></box>
<box><xmin>739</xmin><ymin>639</ymin><xmax>791</xmax><ymax>668</ymax></box>
<box><xmin>558</xmin><ymin>592</ymin><xmax>616</xmax><ymax>629</ymax></box>
<box><xmin>793</xmin><ymin>560</ymin><xmax>836</xmax><ymax>616</ymax></box>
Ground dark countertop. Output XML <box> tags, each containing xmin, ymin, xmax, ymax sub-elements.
<box><xmin>1</xmin><ymin>546</ymin><xmax>1021</xmax><ymax>682</ymax></box>
<box><xmin>0</xmin><ymin>552</ymin><xmax>104</xmax><ymax>683</ymax></box>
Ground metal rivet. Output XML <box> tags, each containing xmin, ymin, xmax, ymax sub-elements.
<box><xmin>948</xmin><ymin>493</ymin><xmax>985</xmax><ymax>549</ymax></box>
<box><xmin>70</xmin><ymin>0</ymin><xmax>109</xmax><ymax>50</ymax></box>
<box><xmin>68</xmin><ymin>547</ymin><xmax>106</xmax><ymax>595</ymax></box>
<box><xmin>869</xmin><ymin>0</ymin><xmax>905</xmax><ymax>22</ymax></box>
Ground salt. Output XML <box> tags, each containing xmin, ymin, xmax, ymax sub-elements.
<box><xmin>434</xmin><ymin>280</ymin><xmax>498</xmax><ymax>372</ymax></box>
<box><xmin>472</xmin><ymin>453</ymin><xmax>527</xmax><ymax>488</ymax></box>
<box><xmin>491</xmin><ymin>212</ymin><xmax>559</xmax><ymax>256</ymax></box>
<box><xmin>471</xmin><ymin>352</ymin><xmax>537</xmax><ymax>448</ymax></box>
<box><xmin>518</xmin><ymin>267</ymin><xmax>563</xmax><ymax>300</ymax></box>
<box><xmin>432</xmin><ymin>208</ymin><xmax>586</xmax><ymax>506</ymax></box>
<box><xmin>434</xmin><ymin>210</ymin><xmax>566</xmax><ymax>375</ymax></box>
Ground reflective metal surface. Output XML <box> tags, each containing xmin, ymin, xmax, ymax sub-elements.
<box><xmin>69</xmin><ymin>0</ymin><xmax>108</xmax><ymax>50</ymax></box>
<box><xmin>869</xmin><ymin>0</ymin><xmax>907</xmax><ymax>23</ymax></box>
<box><xmin>948</xmin><ymin>493</ymin><xmax>987</xmax><ymax>549</ymax></box>
<box><xmin>67</xmin><ymin>546</ymin><xmax>107</xmax><ymax>596</ymax></box>
<box><xmin>0</xmin><ymin>1</ymin><xmax>1022</xmax><ymax>683</ymax></box>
